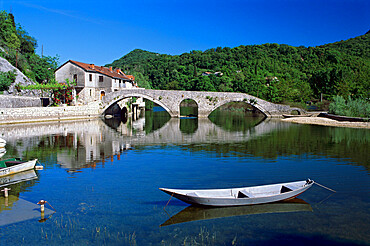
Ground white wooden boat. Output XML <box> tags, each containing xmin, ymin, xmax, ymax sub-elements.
<box><xmin>0</xmin><ymin>138</ymin><xmax>6</xmax><ymax>148</ymax></box>
<box><xmin>0</xmin><ymin>158</ymin><xmax>37</xmax><ymax>177</ymax></box>
<box><xmin>0</xmin><ymin>148</ymin><xmax>6</xmax><ymax>159</ymax></box>
<box><xmin>159</xmin><ymin>179</ymin><xmax>314</xmax><ymax>207</ymax></box>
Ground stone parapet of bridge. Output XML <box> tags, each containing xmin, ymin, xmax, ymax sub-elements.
<box><xmin>101</xmin><ymin>89</ymin><xmax>305</xmax><ymax>118</ymax></box>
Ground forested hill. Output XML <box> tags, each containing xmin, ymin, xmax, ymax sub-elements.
<box><xmin>107</xmin><ymin>32</ymin><xmax>369</xmax><ymax>104</ymax></box>
<box><xmin>323</xmin><ymin>31</ymin><xmax>370</xmax><ymax>58</ymax></box>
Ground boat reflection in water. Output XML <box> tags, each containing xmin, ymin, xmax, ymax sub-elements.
<box><xmin>161</xmin><ymin>198</ymin><xmax>312</xmax><ymax>227</ymax></box>
<box><xmin>0</xmin><ymin>169</ymin><xmax>38</xmax><ymax>188</ymax></box>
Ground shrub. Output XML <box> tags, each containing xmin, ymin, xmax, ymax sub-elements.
<box><xmin>329</xmin><ymin>95</ymin><xmax>370</xmax><ymax>118</ymax></box>
<box><xmin>346</xmin><ymin>97</ymin><xmax>369</xmax><ymax>118</ymax></box>
<box><xmin>0</xmin><ymin>70</ymin><xmax>16</xmax><ymax>91</ymax></box>
<box><xmin>329</xmin><ymin>95</ymin><xmax>347</xmax><ymax>116</ymax></box>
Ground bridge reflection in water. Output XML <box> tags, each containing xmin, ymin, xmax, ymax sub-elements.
<box><xmin>0</xmin><ymin>113</ymin><xmax>289</xmax><ymax>171</ymax></box>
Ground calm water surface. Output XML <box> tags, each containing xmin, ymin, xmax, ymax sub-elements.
<box><xmin>0</xmin><ymin>108</ymin><xmax>369</xmax><ymax>245</ymax></box>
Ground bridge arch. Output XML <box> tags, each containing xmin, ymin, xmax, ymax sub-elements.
<box><xmin>101</xmin><ymin>93</ymin><xmax>173</xmax><ymax>117</ymax></box>
<box><xmin>209</xmin><ymin>98</ymin><xmax>269</xmax><ymax>117</ymax></box>
<box><xmin>180</xmin><ymin>98</ymin><xmax>198</xmax><ymax>117</ymax></box>
<box><xmin>101</xmin><ymin>89</ymin><xmax>306</xmax><ymax>118</ymax></box>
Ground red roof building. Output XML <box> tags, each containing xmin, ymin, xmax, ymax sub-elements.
<box><xmin>55</xmin><ymin>60</ymin><xmax>136</xmax><ymax>104</ymax></box>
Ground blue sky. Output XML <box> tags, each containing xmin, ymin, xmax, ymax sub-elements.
<box><xmin>1</xmin><ymin>0</ymin><xmax>369</xmax><ymax>66</ymax></box>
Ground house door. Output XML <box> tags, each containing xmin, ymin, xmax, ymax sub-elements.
<box><xmin>100</xmin><ymin>91</ymin><xmax>105</xmax><ymax>99</ymax></box>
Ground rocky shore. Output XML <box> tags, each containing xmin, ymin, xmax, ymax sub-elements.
<box><xmin>282</xmin><ymin>117</ymin><xmax>370</xmax><ymax>129</ymax></box>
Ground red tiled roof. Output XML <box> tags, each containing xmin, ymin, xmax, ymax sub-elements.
<box><xmin>125</xmin><ymin>75</ymin><xmax>135</xmax><ymax>80</ymax></box>
<box><xmin>68</xmin><ymin>60</ymin><xmax>133</xmax><ymax>81</ymax></box>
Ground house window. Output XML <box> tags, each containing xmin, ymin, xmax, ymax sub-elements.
<box><xmin>99</xmin><ymin>76</ymin><xmax>103</xmax><ymax>82</ymax></box>
<box><xmin>89</xmin><ymin>74</ymin><xmax>92</xmax><ymax>81</ymax></box>
<box><xmin>73</xmin><ymin>74</ymin><xmax>77</xmax><ymax>83</ymax></box>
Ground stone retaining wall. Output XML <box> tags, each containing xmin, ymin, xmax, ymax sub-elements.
<box><xmin>0</xmin><ymin>95</ymin><xmax>41</xmax><ymax>108</ymax></box>
<box><xmin>0</xmin><ymin>102</ymin><xmax>101</xmax><ymax>125</ymax></box>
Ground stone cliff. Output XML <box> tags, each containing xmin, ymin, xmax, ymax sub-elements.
<box><xmin>0</xmin><ymin>56</ymin><xmax>41</xmax><ymax>97</ymax></box>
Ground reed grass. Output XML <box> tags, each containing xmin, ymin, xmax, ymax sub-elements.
<box><xmin>160</xmin><ymin>227</ymin><xmax>219</xmax><ymax>246</ymax></box>
<box><xmin>33</xmin><ymin>213</ymin><xmax>139</xmax><ymax>245</ymax></box>
<box><xmin>329</xmin><ymin>96</ymin><xmax>370</xmax><ymax>118</ymax></box>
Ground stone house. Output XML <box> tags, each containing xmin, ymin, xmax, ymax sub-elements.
<box><xmin>201</xmin><ymin>71</ymin><xmax>223</xmax><ymax>76</ymax></box>
<box><xmin>55</xmin><ymin>60</ymin><xmax>136</xmax><ymax>104</ymax></box>
<box><xmin>201</xmin><ymin>72</ymin><xmax>212</xmax><ymax>76</ymax></box>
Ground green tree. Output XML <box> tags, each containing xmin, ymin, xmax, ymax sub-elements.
<box><xmin>0</xmin><ymin>11</ymin><xmax>20</xmax><ymax>50</ymax></box>
<box><xmin>27</xmin><ymin>54</ymin><xmax>58</xmax><ymax>83</ymax></box>
<box><xmin>16</xmin><ymin>24</ymin><xmax>37</xmax><ymax>54</ymax></box>
<box><xmin>0</xmin><ymin>70</ymin><xmax>16</xmax><ymax>91</ymax></box>
<box><xmin>194</xmin><ymin>76</ymin><xmax>216</xmax><ymax>91</ymax></box>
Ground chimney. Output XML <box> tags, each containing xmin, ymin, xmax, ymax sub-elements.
<box><xmin>116</xmin><ymin>68</ymin><xmax>120</xmax><ymax>73</ymax></box>
<box><xmin>91</xmin><ymin>64</ymin><xmax>95</xmax><ymax>69</ymax></box>
<box><xmin>109</xmin><ymin>66</ymin><xmax>113</xmax><ymax>72</ymax></box>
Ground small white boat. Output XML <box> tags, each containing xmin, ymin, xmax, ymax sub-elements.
<box><xmin>0</xmin><ymin>138</ymin><xmax>6</xmax><ymax>148</ymax></box>
<box><xmin>0</xmin><ymin>158</ymin><xmax>37</xmax><ymax>177</ymax></box>
<box><xmin>160</xmin><ymin>179</ymin><xmax>314</xmax><ymax>207</ymax></box>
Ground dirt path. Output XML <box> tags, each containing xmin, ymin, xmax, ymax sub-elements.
<box><xmin>282</xmin><ymin>117</ymin><xmax>370</xmax><ymax>129</ymax></box>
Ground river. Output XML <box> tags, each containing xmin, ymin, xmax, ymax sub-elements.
<box><xmin>0</xmin><ymin>107</ymin><xmax>369</xmax><ymax>245</ymax></box>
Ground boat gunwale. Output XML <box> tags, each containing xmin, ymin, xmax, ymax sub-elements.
<box><xmin>0</xmin><ymin>159</ymin><xmax>37</xmax><ymax>177</ymax></box>
<box><xmin>160</xmin><ymin>180</ymin><xmax>314</xmax><ymax>200</ymax></box>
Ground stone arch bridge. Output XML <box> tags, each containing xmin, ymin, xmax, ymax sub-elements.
<box><xmin>101</xmin><ymin>89</ymin><xmax>304</xmax><ymax>118</ymax></box>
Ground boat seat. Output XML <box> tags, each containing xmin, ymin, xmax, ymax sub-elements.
<box><xmin>5</xmin><ymin>161</ymin><xmax>23</xmax><ymax>165</ymax></box>
<box><xmin>187</xmin><ymin>192</ymin><xmax>199</xmax><ymax>197</ymax></box>
<box><xmin>280</xmin><ymin>185</ymin><xmax>293</xmax><ymax>193</ymax></box>
<box><xmin>238</xmin><ymin>190</ymin><xmax>255</xmax><ymax>198</ymax></box>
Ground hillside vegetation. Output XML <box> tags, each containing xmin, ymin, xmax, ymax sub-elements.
<box><xmin>0</xmin><ymin>11</ymin><xmax>57</xmax><ymax>91</ymax></box>
<box><xmin>107</xmin><ymin>32</ymin><xmax>369</xmax><ymax>104</ymax></box>
<box><xmin>1</xmin><ymin>9</ymin><xmax>368</xmax><ymax>110</ymax></box>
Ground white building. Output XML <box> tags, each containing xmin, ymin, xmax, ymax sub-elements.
<box><xmin>55</xmin><ymin>60</ymin><xmax>136</xmax><ymax>104</ymax></box>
